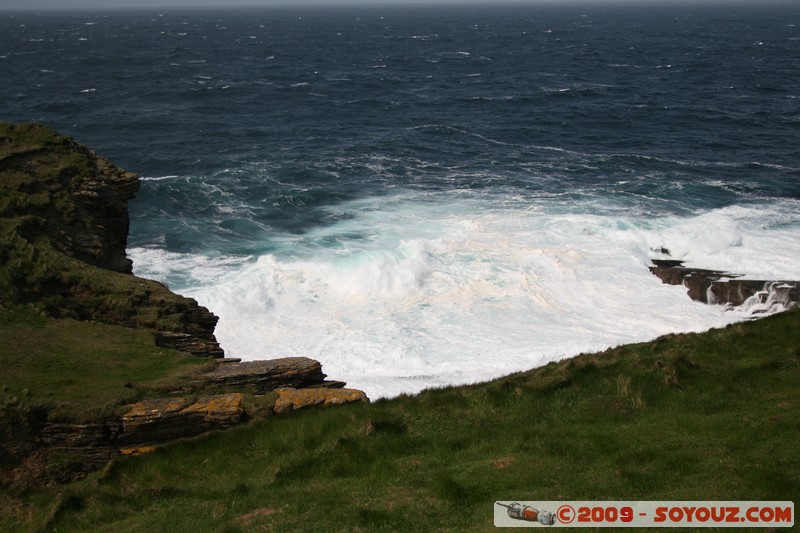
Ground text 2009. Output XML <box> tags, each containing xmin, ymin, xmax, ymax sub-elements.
<box><xmin>577</xmin><ymin>506</ymin><xmax>634</xmax><ymax>523</ymax></box>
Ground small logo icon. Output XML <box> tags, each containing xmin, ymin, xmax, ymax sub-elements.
<box><xmin>556</xmin><ymin>504</ymin><xmax>575</xmax><ymax>524</ymax></box>
<box><xmin>496</xmin><ymin>502</ymin><xmax>556</xmax><ymax>526</ymax></box>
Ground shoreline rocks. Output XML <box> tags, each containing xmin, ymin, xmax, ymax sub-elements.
<box><xmin>0</xmin><ymin>122</ymin><xmax>227</xmax><ymax>356</ymax></box>
<box><xmin>649</xmin><ymin>259</ymin><xmax>800</xmax><ymax>311</ymax></box>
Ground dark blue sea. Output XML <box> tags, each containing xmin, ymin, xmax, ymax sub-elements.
<box><xmin>3</xmin><ymin>3</ymin><xmax>799</xmax><ymax>396</ymax></box>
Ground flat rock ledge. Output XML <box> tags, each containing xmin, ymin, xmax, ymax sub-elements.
<box><xmin>649</xmin><ymin>259</ymin><xmax>800</xmax><ymax>310</ymax></box>
<box><xmin>201</xmin><ymin>357</ymin><xmax>347</xmax><ymax>392</ymax></box>
<box><xmin>273</xmin><ymin>387</ymin><xmax>370</xmax><ymax>414</ymax></box>
<box><xmin>112</xmin><ymin>358</ymin><xmax>364</xmax><ymax>450</ymax></box>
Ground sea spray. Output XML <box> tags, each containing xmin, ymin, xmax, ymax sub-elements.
<box><xmin>129</xmin><ymin>194</ymin><xmax>800</xmax><ymax>399</ymax></box>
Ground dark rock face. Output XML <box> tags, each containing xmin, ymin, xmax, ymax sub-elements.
<box><xmin>0</xmin><ymin>123</ymin><xmax>139</xmax><ymax>274</ymax></box>
<box><xmin>0</xmin><ymin>409</ymin><xmax>121</xmax><ymax>487</ymax></box>
<box><xmin>649</xmin><ymin>259</ymin><xmax>800</xmax><ymax>310</ymax></box>
<box><xmin>154</xmin><ymin>330</ymin><xmax>225</xmax><ymax>359</ymax></box>
<box><xmin>62</xmin><ymin>155</ymin><xmax>140</xmax><ymax>274</ymax></box>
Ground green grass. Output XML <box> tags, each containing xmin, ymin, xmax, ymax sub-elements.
<box><xmin>3</xmin><ymin>309</ymin><xmax>797</xmax><ymax>532</ymax></box>
<box><xmin>0</xmin><ymin>307</ymin><xmax>212</xmax><ymax>422</ymax></box>
<box><xmin>0</xmin><ymin>216</ymin><xmax>210</xmax><ymax>333</ymax></box>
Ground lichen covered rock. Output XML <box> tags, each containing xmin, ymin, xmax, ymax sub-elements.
<box><xmin>273</xmin><ymin>387</ymin><xmax>369</xmax><ymax>413</ymax></box>
<box><xmin>120</xmin><ymin>393</ymin><xmax>245</xmax><ymax>445</ymax></box>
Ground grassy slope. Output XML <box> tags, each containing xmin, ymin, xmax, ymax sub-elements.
<box><xmin>3</xmin><ymin>308</ymin><xmax>797</xmax><ymax>532</ymax></box>
<box><xmin>0</xmin><ymin>308</ymin><xmax>212</xmax><ymax>423</ymax></box>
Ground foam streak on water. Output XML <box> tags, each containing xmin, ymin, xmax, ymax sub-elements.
<box><xmin>129</xmin><ymin>194</ymin><xmax>800</xmax><ymax>399</ymax></box>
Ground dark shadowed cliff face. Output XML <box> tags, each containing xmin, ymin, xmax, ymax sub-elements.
<box><xmin>0</xmin><ymin>122</ymin><xmax>139</xmax><ymax>274</ymax></box>
<box><xmin>0</xmin><ymin>122</ymin><xmax>222</xmax><ymax>356</ymax></box>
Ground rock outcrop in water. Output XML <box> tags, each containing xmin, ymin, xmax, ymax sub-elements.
<box><xmin>0</xmin><ymin>123</ymin><xmax>367</xmax><ymax>487</ymax></box>
<box><xmin>649</xmin><ymin>259</ymin><xmax>800</xmax><ymax>311</ymax></box>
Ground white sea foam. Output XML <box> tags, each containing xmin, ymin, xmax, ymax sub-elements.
<box><xmin>130</xmin><ymin>194</ymin><xmax>800</xmax><ymax>400</ymax></box>
<box><xmin>640</xmin><ymin>202</ymin><xmax>800</xmax><ymax>279</ymax></box>
<box><xmin>141</xmin><ymin>175</ymin><xmax>180</xmax><ymax>181</ymax></box>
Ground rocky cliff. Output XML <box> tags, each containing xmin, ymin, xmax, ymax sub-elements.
<box><xmin>0</xmin><ymin>123</ymin><xmax>367</xmax><ymax>488</ymax></box>
<box><xmin>0</xmin><ymin>122</ymin><xmax>223</xmax><ymax>355</ymax></box>
<box><xmin>0</xmin><ymin>123</ymin><xmax>139</xmax><ymax>274</ymax></box>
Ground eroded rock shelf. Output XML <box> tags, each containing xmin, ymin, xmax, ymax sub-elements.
<box><xmin>649</xmin><ymin>259</ymin><xmax>800</xmax><ymax>311</ymax></box>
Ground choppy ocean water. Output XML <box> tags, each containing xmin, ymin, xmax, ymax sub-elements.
<box><xmin>2</xmin><ymin>4</ymin><xmax>799</xmax><ymax>398</ymax></box>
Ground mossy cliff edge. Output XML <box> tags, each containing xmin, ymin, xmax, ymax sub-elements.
<box><xmin>0</xmin><ymin>122</ymin><xmax>221</xmax><ymax>352</ymax></box>
<box><xmin>0</xmin><ymin>123</ymin><xmax>365</xmax><ymax>488</ymax></box>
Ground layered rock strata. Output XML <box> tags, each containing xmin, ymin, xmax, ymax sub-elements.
<box><xmin>0</xmin><ymin>122</ymin><xmax>225</xmax><ymax>356</ymax></box>
<box><xmin>0</xmin><ymin>124</ymin><xmax>139</xmax><ymax>274</ymax></box>
<box><xmin>202</xmin><ymin>357</ymin><xmax>347</xmax><ymax>392</ymax></box>
<box><xmin>649</xmin><ymin>259</ymin><xmax>800</xmax><ymax>310</ymax></box>
<box><xmin>120</xmin><ymin>394</ymin><xmax>246</xmax><ymax>445</ymax></box>
<box><xmin>1</xmin><ymin>356</ymin><xmax>368</xmax><ymax>488</ymax></box>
